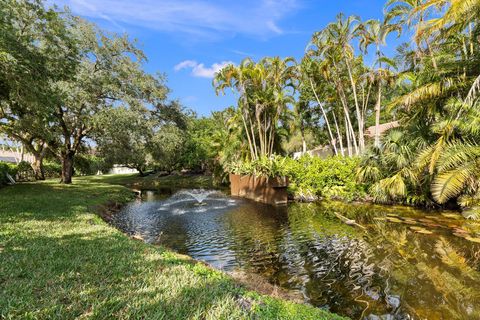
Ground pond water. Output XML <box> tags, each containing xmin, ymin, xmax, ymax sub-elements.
<box><xmin>112</xmin><ymin>188</ymin><xmax>480</xmax><ymax>319</ymax></box>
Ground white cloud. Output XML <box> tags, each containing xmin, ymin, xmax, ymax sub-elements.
<box><xmin>52</xmin><ymin>0</ymin><xmax>301</xmax><ymax>40</ymax></box>
<box><xmin>174</xmin><ymin>60</ymin><xmax>234</xmax><ymax>78</ymax></box>
<box><xmin>174</xmin><ymin>60</ymin><xmax>198</xmax><ymax>71</ymax></box>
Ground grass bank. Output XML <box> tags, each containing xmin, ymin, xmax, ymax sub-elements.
<box><xmin>0</xmin><ymin>176</ymin><xmax>345</xmax><ymax>319</ymax></box>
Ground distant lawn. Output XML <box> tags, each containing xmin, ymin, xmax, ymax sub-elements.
<box><xmin>78</xmin><ymin>173</ymin><xmax>216</xmax><ymax>190</ymax></box>
<box><xmin>0</xmin><ymin>176</ymin><xmax>345</xmax><ymax>319</ymax></box>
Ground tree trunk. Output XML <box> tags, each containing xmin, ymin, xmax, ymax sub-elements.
<box><xmin>374</xmin><ymin>84</ymin><xmax>382</xmax><ymax>148</ymax></box>
<box><xmin>345</xmin><ymin>114</ymin><xmax>352</xmax><ymax>157</ymax></box>
<box><xmin>343</xmin><ymin>51</ymin><xmax>364</xmax><ymax>153</ymax></box>
<box><xmin>332</xmin><ymin>110</ymin><xmax>344</xmax><ymax>156</ymax></box>
<box><xmin>241</xmin><ymin>111</ymin><xmax>256</xmax><ymax>161</ymax></box>
<box><xmin>331</xmin><ymin>62</ymin><xmax>358</xmax><ymax>155</ymax></box>
<box><xmin>61</xmin><ymin>152</ymin><xmax>74</xmax><ymax>184</ymax></box>
<box><xmin>309</xmin><ymin>77</ymin><xmax>338</xmax><ymax>155</ymax></box>
<box><xmin>301</xmin><ymin>128</ymin><xmax>307</xmax><ymax>153</ymax></box>
<box><xmin>32</xmin><ymin>154</ymin><xmax>45</xmax><ymax>180</ymax></box>
<box><xmin>18</xmin><ymin>141</ymin><xmax>48</xmax><ymax>181</ymax></box>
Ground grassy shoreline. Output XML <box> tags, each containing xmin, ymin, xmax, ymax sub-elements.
<box><xmin>0</xmin><ymin>175</ymin><xmax>345</xmax><ymax>319</ymax></box>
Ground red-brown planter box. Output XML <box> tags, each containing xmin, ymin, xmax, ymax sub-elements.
<box><xmin>229</xmin><ymin>173</ymin><xmax>289</xmax><ymax>206</ymax></box>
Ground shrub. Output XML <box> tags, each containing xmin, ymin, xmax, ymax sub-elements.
<box><xmin>228</xmin><ymin>155</ymin><xmax>288</xmax><ymax>178</ymax></box>
<box><xmin>284</xmin><ymin>155</ymin><xmax>365</xmax><ymax>201</ymax></box>
<box><xmin>43</xmin><ymin>161</ymin><xmax>62</xmax><ymax>178</ymax></box>
<box><xmin>0</xmin><ymin>161</ymin><xmax>18</xmax><ymax>186</ymax></box>
<box><xmin>74</xmin><ymin>155</ymin><xmax>111</xmax><ymax>176</ymax></box>
<box><xmin>227</xmin><ymin>155</ymin><xmax>365</xmax><ymax>201</ymax></box>
<box><xmin>14</xmin><ymin>161</ymin><xmax>36</xmax><ymax>181</ymax></box>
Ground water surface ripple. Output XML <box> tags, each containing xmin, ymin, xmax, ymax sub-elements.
<box><xmin>112</xmin><ymin>189</ymin><xmax>480</xmax><ymax>320</ymax></box>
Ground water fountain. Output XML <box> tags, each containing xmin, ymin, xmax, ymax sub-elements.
<box><xmin>176</xmin><ymin>189</ymin><xmax>218</xmax><ymax>205</ymax></box>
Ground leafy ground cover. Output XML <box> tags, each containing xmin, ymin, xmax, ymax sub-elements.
<box><xmin>0</xmin><ymin>175</ymin><xmax>345</xmax><ymax>319</ymax></box>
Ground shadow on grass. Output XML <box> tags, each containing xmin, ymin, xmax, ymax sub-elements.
<box><xmin>0</xmin><ymin>229</ymin><xmax>246</xmax><ymax>319</ymax></box>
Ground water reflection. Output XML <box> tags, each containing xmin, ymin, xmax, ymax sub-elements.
<box><xmin>112</xmin><ymin>189</ymin><xmax>480</xmax><ymax>319</ymax></box>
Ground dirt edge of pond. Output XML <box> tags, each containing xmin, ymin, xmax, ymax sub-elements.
<box><xmin>227</xmin><ymin>270</ymin><xmax>305</xmax><ymax>304</ymax></box>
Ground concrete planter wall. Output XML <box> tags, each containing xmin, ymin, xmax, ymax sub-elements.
<box><xmin>229</xmin><ymin>173</ymin><xmax>288</xmax><ymax>206</ymax></box>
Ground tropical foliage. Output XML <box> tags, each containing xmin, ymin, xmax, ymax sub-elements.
<box><xmin>227</xmin><ymin>155</ymin><xmax>363</xmax><ymax>201</ymax></box>
<box><xmin>210</xmin><ymin>0</ymin><xmax>480</xmax><ymax>215</ymax></box>
<box><xmin>285</xmin><ymin>156</ymin><xmax>364</xmax><ymax>201</ymax></box>
<box><xmin>3</xmin><ymin>0</ymin><xmax>480</xmax><ymax>215</ymax></box>
<box><xmin>356</xmin><ymin>0</ymin><xmax>480</xmax><ymax>215</ymax></box>
<box><xmin>214</xmin><ymin>57</ymin><xmax>296</xmax><ymax>160</ymax></box>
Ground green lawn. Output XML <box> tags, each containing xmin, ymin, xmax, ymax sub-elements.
<box><xmin>0</xmin><ymin>175</ymin><xmax>346</xmax><ymax>319</ymax></box>
<box><xmin>80</xmin><ymin>173</ymin><xmax>216</xmax><ymax>190</ymax></box>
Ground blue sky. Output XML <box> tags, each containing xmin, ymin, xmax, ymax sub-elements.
<box><xmin>52</xmin><ymin>0</ymin><xmax>403</xmax><ymax>116</ymax></box>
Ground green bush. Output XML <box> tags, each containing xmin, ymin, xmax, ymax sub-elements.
<box><xmin>74</xmin><ymin>155</ymin><xmax>111</xmax><ymax>176</ymax></box>
<box><xmin>228</xmin><ymin>155</ymin><xmax>288</xmax><ymax>178</ymax></box>
<box><xmin>227</xmin><ymin>155</ymin><xmax>365</xmax><ymax>201</ymax></box>
<box><xmin>284</xmin><ymin>155</ymin><xmax>365</xmax><ymax>201</ymax></box>
<box><xmin>16</xmin><ymin>161</ymin><xmax>35</xmax><ymax>181</ymax></box>
<box><xmin>43</xmin><ymin>161</ymin><xmax>62</xmax><ymax>178</ymax></box>
<box><xmin>0</xmin><ymin>161</ymin><xmax>18</xmax><ymax>186</ymax></box>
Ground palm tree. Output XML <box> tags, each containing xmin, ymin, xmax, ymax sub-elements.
<box><xmin>416</xmin><ymin>0</ymin><xmax>480</xmax><ymax>43</ymax></box>
<box><xmin>385</xmin><ymin>0</ymin><xmax>438</xmax><ymax>70</ymax></box>
<box><xmin>326</xmin><ymin>13</ymin><xmax>366</xmax><ymax>152</ymax></box>
<box><xmin>428</xmin><ymin>98</ymin><xmax>480</xmax><ymax>208</ymax></box>
<box><xmin>214</xmin><ymin>57</ymin><xmax>296</xmax><ymax>161</ymax></box>
<box><xmin>359</xmin><ymin>19</ymin><xmax>397</xmax><ymax>147</ymax></box>
<box><xmin>214</xmin><ymin>60</ymin><xmax>257</xmax><ymax>159</ymax></box>
<box><xmin>299</xmin><ymin>58</ymin><xmax>339</xmax><ymax>155</ymax></box>
<box><xmin>307</xmin><ymin>16</ymin><xmax>365</xmax><ymax>156</ymax></box>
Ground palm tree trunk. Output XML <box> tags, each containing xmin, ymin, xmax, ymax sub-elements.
<box><xmin>374</xmin><ymin>46</ymin><xmax>382</xmax><ymax>148</ymax></box>
<box><xmin>345</xmin><ymin>114</ymin><xmax>352</xmax><ymax>156</ymax></box>
<box><xmin>343</xmin><ymin>51</ymin><xmax>364</xmax><ymax>153</ymax></box>
<box><xmin>374</xmin><ymin>84</ymin><xmax>382</xmax><ymax>148</ymax></box>
<box><xmin>301</xmin><ymin>128</ymin><xmax>307</xmax><ymax>153</ymax></box>
<box><xmin>332</xmin><ymin>109</ymin><xmax>344</xmax><ymax>156</ymax></box>
<box><xmin>269</xmin><ymin>122</ymin><xmax>275</xmax><ymax>156</ymax></box>
<box><xmin>309</xmin><ymin>78</ymin><xmax>338</xmax><ymax>155</ymax></box>
<box><xmin>248</xmin><ymin>116</ymin><xmax>259</xmax><ymax>159</ymax></box>
<box><xmin>255</xmin><ymin>107</ymin><xmax>265</xmax><ymax>156</ymax></box>
<box><xmin>332</xmin><ymin>59</ymin><xmax>358</xmax><ymax>154</ymax></box>
<box><xmin>240</xmin><ymin>111</ymin><xmax>256</xmax><ymax>160</ymax></box>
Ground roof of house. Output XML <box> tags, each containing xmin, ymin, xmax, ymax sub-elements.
<box><xmin>0</xmin><ymin>156</ymin><xmax>17</xmax><ymax>163</ymax></box>
<box><xmin>0</xmin><ymin>150</ymin><xmax>34</xmax><ymax>163</ymax></box>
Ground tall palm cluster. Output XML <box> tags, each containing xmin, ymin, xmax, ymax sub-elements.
<box><xmin>214</xmin><ymin>57</ymin><xmax>297</xmax><ymax>161</ymax></box>
<box><xmin>213</xmin><ymin>0</ymin><xmax>480</xmax><ymax>212</ymax></box>
<box><xmin>358</xmin><ymin>0</ymin><xmax>480</xmax><ymax>212</ymax></box>
<box><xmin>303</xmin><ymin>13</ymin><xmax>397</xmax><ymax>157</ymax></box>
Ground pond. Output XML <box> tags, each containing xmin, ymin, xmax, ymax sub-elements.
<box><xmin>112</xmin><ymin>188</ymin><xmax>480</xmax><ymax>319</ymax></box>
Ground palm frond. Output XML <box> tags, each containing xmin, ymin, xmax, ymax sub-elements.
<box><xmin>389</xmin><ymin>77</ymin><xmax>457</xmax><ymax>109</ymax></box>
<box><xmin>431</xmin><ymin>165</ymin><xmax>472</xmax><ymax>203</ymax></box>
<box><xmin>465</xmin><ymin>74</ymin><xmax>480</xmax><ymax>105</ymax></box>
